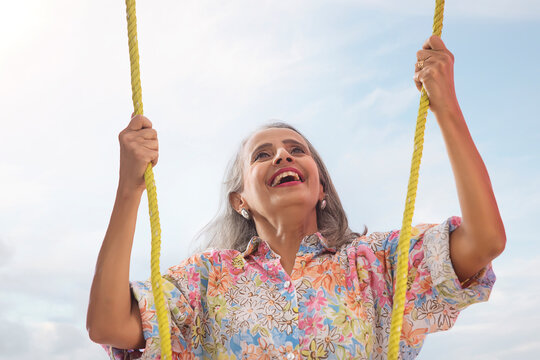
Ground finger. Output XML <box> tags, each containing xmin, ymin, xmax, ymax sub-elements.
<box><xmin>139</xmin><ymin>149</ymin><xmax>159</xmax><ymax>167</ymax></box>
<box><xmin>414</xmin><ymin>58</ymin><xmax>430</xmax><ymax>73</ymax></box>
<box><xmin>127</xmin><ymin>115</ymin><xmax>152</xmax><ymax>131</ymax></box>
<box><xmin>147</xmin><ymin>150</ymin><xmax>159</xmax><ymax>167</ymax></box>
<box><xmin>413</xmin><ymin>71</ymin><xmax>423</xmax><ymax>91</ymax></box>
<box><xmin>414</xmin><ymin>55</ymin><xmax>434</xmax><ymax>74</ymax></box>
<box><xmin>151</xmin><ymin>154</ymin><xmax>159</xmax><ymax>167</ymax></box>
<box><xmin>141</xmin><ymin>139</ymin><xmax>159</xmax><ymax>151</ymax></box>
<box><xmin>416</xmin><ymin>49</ymin><xmax>438</xmax><ymax>62</ymax></box>
<box><xmin>139</xmin><ymin>128</ymin><xmax>158</xmax><ymax>140</ymax></box>
<box><xmin>422</xmin><ymin>35</ymin><xmax>446</xmax><ymax>51</ymax></box>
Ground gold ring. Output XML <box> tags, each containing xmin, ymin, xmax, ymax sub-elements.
<box><xmin>416</xmin><ymin>60</ymin><xmax>425</xmax><ymax>70</ymax></box>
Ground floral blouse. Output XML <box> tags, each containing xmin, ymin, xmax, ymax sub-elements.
<box><xmin>104</xmin><ymin>216</ymin><xmax>495</xmax><ymax>359</ymax></box>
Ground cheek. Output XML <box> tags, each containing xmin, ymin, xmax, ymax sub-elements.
<box><xmin>308</xmin><ymin>163</ymin><xmax>321</xmax><ymax>184</ymax></box>
<box><xmin>306</xmin><ymin>164</ymin><xmax>322</xmax><ymax>194</ymax></box>
<box><xmin>244</xmin><ymin>167</ymin><xmax>267</xmax><ymax>195</ymax></box>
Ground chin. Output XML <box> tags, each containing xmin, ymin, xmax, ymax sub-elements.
<box><xmin>271</xmin><ymin>198</ymin><xmax>317</xmax><ymax>211</ymax></box>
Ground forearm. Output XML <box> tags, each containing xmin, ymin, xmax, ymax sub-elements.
<box><xmin>414</xmin><ymin>36</ymin><xmax>505</xmax><ymax>280</ymax></box>
<box><xmin>435</xmin><ymin>105</ymin><xmax>506</xmax><ymax>264</ymax></box>
<box><xmin>86</xmin><ymin>185</ymin><xmax>143</xmax><ymax>340</ymax></box>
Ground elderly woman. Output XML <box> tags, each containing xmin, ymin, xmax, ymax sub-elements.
<box><xmin>87</xmin><ymin>36</ymin><xmax>505</xmax><ymax>359</ymax></box>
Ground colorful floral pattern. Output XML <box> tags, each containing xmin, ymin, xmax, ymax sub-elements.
<box><xmin>104</xmin><ymin>216</ymin><xmax>495</xmax><ymax>359</ymax></box>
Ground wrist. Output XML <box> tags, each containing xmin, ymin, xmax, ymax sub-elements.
<box><xmin>433</xmin><ymin>99</ymin><xmax>463</xmax><ymax>125</ymax></box>
<box><xmin>117</xmin><ymin>181</ymin><xmax>145</xmax><ymax>200</ymax></box>
<box><xmin>433</xmin><ymin>92</ymin><xmax>459</xmax><ymax>111</ymax></box>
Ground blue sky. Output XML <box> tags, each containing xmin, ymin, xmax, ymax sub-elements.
<box><xmin>1</xmin><ymin>0</ymin><xmax>539</xmax><ymax>358</ymax></box>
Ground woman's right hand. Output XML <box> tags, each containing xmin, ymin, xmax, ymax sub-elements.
<box><xmin>118</xmin><ymin>114</ymin><xmax>159</xmax><ymax>194</ymax></box>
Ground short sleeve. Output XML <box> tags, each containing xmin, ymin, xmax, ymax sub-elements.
<box><xmin>419</xmin><ymin>216</ymin><xmax>496</xmax><ymax>312</ymax></box>
<box><xmin>393</xmin><ymin>216</ymin><xmax>495</xmax><ymax>352</ymax></box>
<box><xmin>360</xmin><ymin>216</ymin><xmax>496</xmax><ymax>357</ymax></box>
<box><xmin>405</xmin><ymin>216</ymin><xmax>496</xmax><ymax>322</ymax></box>
<box><xmin>102</xmin><ymin>274</ymin><xmax>195</xmax><ymax>359</ymax></box>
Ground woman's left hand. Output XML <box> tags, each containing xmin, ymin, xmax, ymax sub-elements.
<box><xmin>414</xmin><ymin>35</ymin><xmax>460</xmax><ymax>116</ymax></box>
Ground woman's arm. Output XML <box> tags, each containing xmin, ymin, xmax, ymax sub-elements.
<box><xmin>87</xmin><ymin>188</ymin><xmax>146</xmax><ymax>349</ymax></box>
<box><xmin>414</xmin><ymin>36</ymin><xmax>506</xmax><ymax>282</ymax></box>
<box><xmin>86</xmin><ymin>115</ymin><xmax>158</xmax><ymax>348</ymax></box>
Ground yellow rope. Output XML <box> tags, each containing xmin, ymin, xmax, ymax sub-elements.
<box><xmin>387</xmin><ymin>1</ymin><xmax>445</xmax><ymax>359</ymax></box>
<box><xmin>125</xmin><ymin>1</ymin><xmax>172</xmax><ymax>359</ymax></box>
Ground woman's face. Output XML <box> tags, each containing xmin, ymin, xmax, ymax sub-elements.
<box><xmin>232</xmin><ymin>127</ymin><xmax>324</xmax><ymax>222</ymax></box>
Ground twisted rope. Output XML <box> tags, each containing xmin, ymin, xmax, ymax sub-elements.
<box><xmin>387</xmin><ymin>1</ymin><xmax>445</xmax><ymax>359</ymax></box>
<box><xmin>125</xmin><ymin>1</ymin><xmax>172</xmax><ymax>359</ymax></box>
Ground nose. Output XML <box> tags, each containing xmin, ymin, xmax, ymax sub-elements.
<box><xmin>273</xmin><ymin>147</ymin><xmax>293</xmax><ymax>165</ymax></box>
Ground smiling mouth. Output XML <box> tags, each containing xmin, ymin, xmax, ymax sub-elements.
<box><xmin>270</xmin><ymin>171</ymin><xmax>304</xmax><ymax>187</ymax></box>
<box><xmin>272</xmin><ymin>179</ymin><xmax>303</xmax><ymax>188</ymax></box>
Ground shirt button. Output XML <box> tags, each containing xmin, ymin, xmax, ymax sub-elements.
<box><xmin>284</xmin><ymin>281</ymin><xmax>291</xmax><ymax>289</ymax></box>
<box><xmin>286</xmin><ymin>352</ymin><xmax>295</xmax><ymax>360</ymax></box>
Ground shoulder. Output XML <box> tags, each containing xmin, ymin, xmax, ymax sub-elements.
<box><xmin>335</xmin><ymin>217</ymin><xmax>452</xmax><ymax>258</ymax></box>
<box><xmin>339</xmin><ymin>229</ymin><xmax>393</xmax><ymax>254</ymax></box>
<box><xmin>167</xmin><ymin>248</ymin><xmax>243</xmax><ymax>278</ymax></box>
<box><xmin>351</xmin><ymin>216</ymin><xmax>461</xmax><ymax>252</ymax></box>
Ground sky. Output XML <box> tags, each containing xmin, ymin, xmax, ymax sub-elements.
<box><xmin>0</xmin><ymin>0</ymin><xmax>539</xmax><ymax>358</ymax></box>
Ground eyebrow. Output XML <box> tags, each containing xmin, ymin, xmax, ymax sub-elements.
<box><xmin>250</xmin><ymin>139</ymin><xmax>307</xmax><ymax>158</ymax></box>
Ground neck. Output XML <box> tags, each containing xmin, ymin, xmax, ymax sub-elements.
<box><xmin>253</xmin><ymin>206</ymin><xmax>318</xmax><ymax>275</ymax></box>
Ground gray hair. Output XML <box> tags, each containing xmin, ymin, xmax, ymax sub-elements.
<box><xmin>194</xmin><ymin>121</ymin><xmax>367</xmax><ymax>252</ymax></box>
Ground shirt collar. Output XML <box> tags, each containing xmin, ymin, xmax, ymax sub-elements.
<box><xmin>242</xmin><ymin>231</ymin><xmax>336</xmax><ymax>259</ymax></box>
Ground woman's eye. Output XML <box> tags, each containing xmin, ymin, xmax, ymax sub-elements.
<box><xmin>292</xmin><ymin>147</ymin><xmax>305</xmax><ymax>154</ymax></box>
<box><xmin>254</xmin><ymin>152</ymin><xmax>270</xmax><ymax>160</ymax></box>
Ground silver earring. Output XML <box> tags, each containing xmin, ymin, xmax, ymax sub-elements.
<box><xmin>320</xmin><ymin>199</ymin><xmax>327</xmax><ymax>210</ymax></box>
<box><xmin>240</xmin><ymin>208</ymin><xmax>251</xmax><ymax>220</ymax></box>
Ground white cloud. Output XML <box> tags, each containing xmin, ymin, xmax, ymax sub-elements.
<box><xmin>419</xmin><ymin>255</ymin><xmax>540</xmax><ymax>359</ymax></box>
<box><xmin>0</xmin><ymin>164</ymin><xmax>50</xmax><ymax>212</ymax></box>
<box><xmin>451</xmin><ymin>0</ymin><xmax>540</xmax><ymax>19</ymax></box>
<box><xmin>347</xmin><ymin>85</ymin><xmax>419</xmax><ymax>118</ymax></box>
<box><xmin>0</xmin><ymin>319</ymin><xmax>104</xmax><ymax>360</ymax></box>
<box><xmin>334</xmin><ymin>0</ymin><xmax>540</xmax><ymax>19</ymax></box>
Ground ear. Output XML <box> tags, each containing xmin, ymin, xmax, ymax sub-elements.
<box><xmin>229</xmin><ymin>192</ymin><xmax>248</xmax><ymax>213</ymax></box>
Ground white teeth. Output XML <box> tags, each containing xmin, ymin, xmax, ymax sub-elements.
<box><xmin>271</xmin><ymin>171</ymin><xmax>301</xmax><ymax>187</ymax></box>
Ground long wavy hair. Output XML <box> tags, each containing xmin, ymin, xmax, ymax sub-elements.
<box><xmin>195</xmin><ymin>122</ymin><xmax>367</xmax><ymax>252</ymax></box>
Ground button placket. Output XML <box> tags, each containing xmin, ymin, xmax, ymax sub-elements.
<box><xmin>287</xmin><ymin>279</ymin><xmax>300</xmax><ymax>351</ymax></box>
